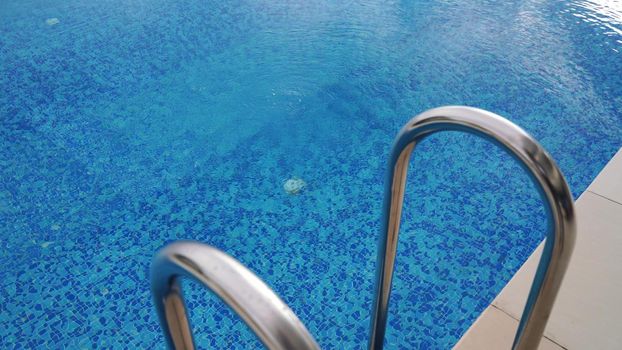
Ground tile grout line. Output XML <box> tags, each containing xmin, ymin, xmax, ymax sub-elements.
<box><xmin>490</xmin><ymin>305</ymin><xmax>569</xmax><ymax>350</ymax></box>
<box><xmin>584</xmin><ymin>146</ymin><xmax>621</xmax><ymax>205</ymax></box>
<box><xmin>490</xmin><ymin>304</ymin><xmax>519</xmax><ymax>322</ymax></box>
<box><xmin>544</xmin><ymin>335</ymin><xmax>569</xmax><ymax>350</ymax></box>
<box><xmin>585</xmin><ymin>190</ymin><xmax>622</xmax><ymax>207</ymax></box>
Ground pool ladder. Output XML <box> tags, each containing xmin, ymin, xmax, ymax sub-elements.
<box><xmin>150</xmin><ymin>106</ymin><xmax>576</xmax><ymax>350</ymax></box>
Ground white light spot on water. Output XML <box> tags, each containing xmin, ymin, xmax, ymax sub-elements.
<box><xmin>45</xmin><ymin>18</ymin><xmax>60</xmax><ymax>26</ymax></box>
<box><xmin>283</xmin><ymin>177</ymin><xmax>306</xmax><ymax>195</ymax></box>
<box><xmin>40</xmin><ymin>241</ymin><xmax>53</xmax><ymax>248</ymax></box>
<box><xmin>51</xmin><ymin>223</ymin><xmax>60</xmax><ymax>231</ymax></box>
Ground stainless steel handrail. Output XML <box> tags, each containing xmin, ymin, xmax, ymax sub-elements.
<box><xmin>151</xmin><ymin>241</ymin><xmax>320</xmax><ymax>350</ymax></box>
<box><xmin>368</xmin><ymin>106</ymin><xmax>576</xmax><ymax>350</ymax></box>
<box><xmin>151</xmin><ymin>106</ymin><xmax>575</xmax><ymax>350</ymax></box>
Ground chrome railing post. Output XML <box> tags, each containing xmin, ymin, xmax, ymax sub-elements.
<box><xmin>151</xmin><ymin>241</ymin><xmax>320</xmax><ymax>350</ymax></box>
<box><xmin>368</xmin><ymin>106</ymin><xmax>576</xmax><ymax>350</ymax></box>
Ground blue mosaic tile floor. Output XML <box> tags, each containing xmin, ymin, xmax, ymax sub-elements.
<box><xmin>1</xmin><ymin>0</ymin><xmax>621</xmax><ymax>348</ymax></box>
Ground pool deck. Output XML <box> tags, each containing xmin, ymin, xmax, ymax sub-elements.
<box><xmin>454</xmin><ymin>147</ymin><xmax>622</xmax><ymax>350</ymax></box>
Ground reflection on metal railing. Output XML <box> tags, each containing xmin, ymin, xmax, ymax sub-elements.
<box><xmin>151</xmin><ymin>106</ymin><xmax>576</xmax><ymax>350</ymax></box>
<box><xmin>369</xmin><ymin>106</ymin><xmax>576</xmax><ymax>350</ymax></box>
<box><xmin>151</xmin><ymin>241</ymin><xmax>319</xmax><ymax>350</ymax></box>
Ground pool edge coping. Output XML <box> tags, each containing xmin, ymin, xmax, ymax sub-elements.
<box><xmin>453</xmin><ymin>146</ymin><xmax>622</xmax><ymax>350</ymax></box>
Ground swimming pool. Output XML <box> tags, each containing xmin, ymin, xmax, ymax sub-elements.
<box><xmin>1</xmin><ymin>0</ymin><xmax>621</xmax><ymax>348</ymax></box>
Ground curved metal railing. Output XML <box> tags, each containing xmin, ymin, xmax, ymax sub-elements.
<box><xmin>368</xmin><ymin>106</ymin><xmax>576</xmax><ymax>350</ymax></box>
<box><xmin>151</xmin><ymin>241</ymin><xmax>320</xmax><ymax>350</ymax></box>
<box><xmin>151</xmin><ymin>106</ymin><xmax>576</xmax><ymax>350</ymax></box>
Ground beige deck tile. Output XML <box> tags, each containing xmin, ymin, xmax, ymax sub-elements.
<box><xmin>588</xmin><ymin>147</ymin><xmax>622</xmax><ymax>204</ymax></box>
<box><xmin>453</xmin><ymin>306</ymin><xmax>563</xmax><ymax>350</ymax></box>
<box><xmin>485</xmin><ymin>192</ymin><xmax>622</xmax><ymax>349</ymax></box>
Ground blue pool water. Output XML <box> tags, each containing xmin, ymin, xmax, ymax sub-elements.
<box><xmin>1</xmin><ymin>0</ymin><xmax>621</xmax><ymax>348</ymax></box>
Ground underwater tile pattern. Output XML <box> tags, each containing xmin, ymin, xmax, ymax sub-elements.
<box><xmin>1</xmin><ymin>0</ymin><xmax>621</xmax><ymax>349</ymax></box>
